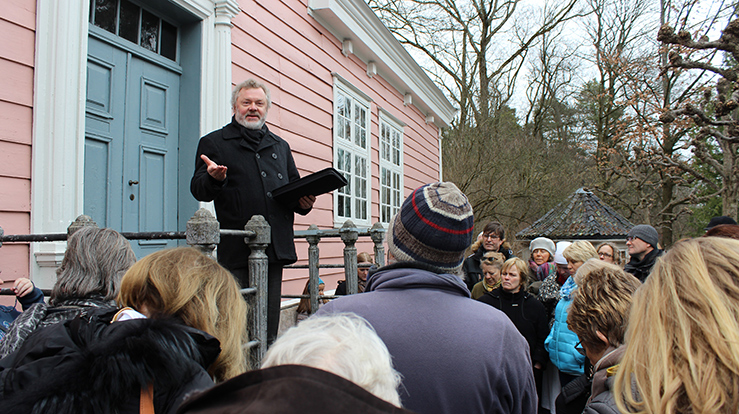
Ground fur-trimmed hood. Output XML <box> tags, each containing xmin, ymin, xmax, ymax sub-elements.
<box><xmin>0</xmin><ymin>308</ymin><xmax>220</xmax><ymax>414</ymax></box>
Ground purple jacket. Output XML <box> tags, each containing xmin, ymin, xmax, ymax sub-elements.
<box><xmin>317</xmin><ymin>263</ymin><xmax>537</xmax><ymax>414</ymax></box>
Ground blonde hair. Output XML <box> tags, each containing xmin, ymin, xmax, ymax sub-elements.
<box><xmin>613</xmin><ymin>237</ymin><xmax>739</xmax><ymax>414</ymax></box>
<box><xmin>500</xmin><ymin>257</ymin><xmax>531</xmax><ymax>290</ymax></box>
<box><xmin>563</xmin><ymin>240</ymin><xmax>598</xmax><ymax>264</ymax></box>
<box><xmin>118</xmin><ymin>247</ymin><xmax>248</xmax><ymax>382</ymax></box>
<box><xmin>568</xmin><ymin>260</ymin><xmax>640</xmax><ymax>356</ymax></box>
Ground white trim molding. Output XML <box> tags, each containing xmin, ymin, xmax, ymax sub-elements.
<box><xmin>31</xmin><ymin>0</ymin><xmax>92</xmax><ymax>287</ymax></box>
<box><xmin>308</xmin><ymin>0</ymin><xmax>456</xmax><ymax>128</ymax></box>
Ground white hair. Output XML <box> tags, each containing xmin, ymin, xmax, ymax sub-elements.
<box><xmin>261</xmin><ymin>313</ymin><xmax>403</xmax><ymax>407</ymax></box>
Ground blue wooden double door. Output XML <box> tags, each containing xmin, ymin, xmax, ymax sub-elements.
<box><xmin>84</xmin><ymin>27</ymin><xmax>180</xmax><ymax>258</ymax></box>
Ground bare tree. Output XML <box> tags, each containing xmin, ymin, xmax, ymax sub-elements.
<box><xmin>367</xmin><ymin>0</ymin><xmax>583</xmax><ymax>126</ymax></box>
<box><xmin>524</xmin><ymin>26</ymin><xmax>582</xmax><ymax>145</ymax></box>
<box><xmin>658</xmin><ymin>5</ymin><xmax>739</xmax><ymax>220</ymax></box>
<box><xmin>594</xmin><ymin>0</ymin><xmax>726</xmax><ymax>245</ymax></box>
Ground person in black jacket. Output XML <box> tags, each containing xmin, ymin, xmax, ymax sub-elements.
<box><xmin>0</xmin><ymin>247</ymin><xmax>248</xmax><ymax>414</ymax></box>
<box><xmin>478</xmin><ymin>257</ymin><xmax>549</xmax><ymax>408</ymax></box>
<box><xmin>623</xmin><ymin>225</ymin><xmax>664</xmax><ymax>282</ymax></box>
<box><xmin>462</xmin><ymin>221</ymin><xmax>514</xmax><ymax>291</ymax></box>
<box><xmin>190</xmin><ymin>79</ymin><xmax>315</xmax><ymax>344</ymax></box>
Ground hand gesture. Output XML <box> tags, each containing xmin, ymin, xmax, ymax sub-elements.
<box><xmin>201</xmin><ymin>154</ymin><xmax>227</xmax><ymax>181</ymax></box>
<box><xmin>13</xmin><ymin>278</ymin><xmax>34</xmax><ymax>298</ymax></box>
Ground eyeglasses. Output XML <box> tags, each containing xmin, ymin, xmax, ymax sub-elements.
<box><xmin>482</xmin><ymin>233</ymin><xmax>500</xmax><ymax>240</ymax></box>
<box><xmin>574</xmin><ymin>341</ymin><xmax>586</xmax><ymax>356</ymax></box>
<box><xmin>626</xmin><ymin>236</ymin><xmax>635</xmax><ymax>242</ymax></box>
<box><xmin>598</xmin><ymin>252</ymin><xmax>613</xmax><ymax>258</ymax></box>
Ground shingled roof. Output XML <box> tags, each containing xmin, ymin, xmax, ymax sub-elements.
<box><xmin>516</xmin><ymin>188</ymin><xmax>634</xmax><ymax>240</ymax></box>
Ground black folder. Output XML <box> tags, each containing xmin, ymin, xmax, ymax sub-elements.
<box><xmin>272</xmin><ymin>167</ymin><xmax>348</xmax><ymax>206</ymax></box>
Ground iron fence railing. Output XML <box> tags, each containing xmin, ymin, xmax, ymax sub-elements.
<box><xmin>0</xmin><ymin>209</ymin><xmax>385</xmax><ymax>364</ymax></box>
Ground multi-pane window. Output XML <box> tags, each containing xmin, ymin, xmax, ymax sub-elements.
<box><xmin>379</xmin><ymin>115</ymin><xmax>403</xmax><ymax>224</ymax></box>
<box><xmin>334</xmin><ymin>81</ymin><xmax>371</xmax><ymax>225</ymax></box>
<box><xmin>90</xmin><ymin>0</ymin><xmax>178</xmax><ymax>61</ymax></box>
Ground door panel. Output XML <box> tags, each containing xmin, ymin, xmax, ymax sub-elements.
<box><xmin>85</xmin><ymin>35</ymin><xmax>180</xmax><ymax>259</ymax></box>
<box><xmin>85</xmin><ymin>38</ymin><xmax>125</xmax><ymax>232</ymax></box>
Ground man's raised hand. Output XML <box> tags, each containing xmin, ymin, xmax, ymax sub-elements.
<box><xmin>201</xmin><ymin>154</ymin><xmax>227</xmax><ymax>181</ymax></box>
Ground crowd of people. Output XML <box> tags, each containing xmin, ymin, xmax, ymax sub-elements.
<box><xmin>1</xmin><ymin>181</ymin><xmax>739</xmax><ymax>414</ymax></box>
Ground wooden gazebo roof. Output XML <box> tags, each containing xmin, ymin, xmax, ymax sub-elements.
<box><xmin>516</xmin><ymin>188</ymin><xmax>634</xmax><ymax>240</ymax></box>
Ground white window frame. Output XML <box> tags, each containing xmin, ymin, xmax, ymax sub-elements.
<box><xmin>333</xmin><ymin>76</ymin><xmax>372</xmax><ymax>227</ymax></box>
<box><xmin>378</xmin><ymin>110</ymin><xmax>404</xmax><ymax>225</ymax></box>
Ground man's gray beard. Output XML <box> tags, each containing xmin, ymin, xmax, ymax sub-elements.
<box><xmin>235</xmin><ymin>113</ymin><xmax>266</xmax><ymax>130</ymax></box>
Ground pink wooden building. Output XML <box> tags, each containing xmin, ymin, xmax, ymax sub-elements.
<box><xmin>0</xmin><ymin>0</ymin><xmax>455</xmax><ymax>296</ymax></box>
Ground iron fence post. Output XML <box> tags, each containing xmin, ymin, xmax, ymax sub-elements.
<box><xmin>245</xmin><ymin>215</ymin><xmax>270</xmax><ymax>363</ymax></box>
<box><xmin>370</xmin><ymin>222</ymin><xmax>386</xmax><ymax>267</ymax></box>
<box><xmin>340</xmin><ymin>220</ymin><xmax>358</xmax><ymax>295</ymax></box>
<box><xmin>305</xmin><ymin>224</ymin><xmax>321</xmax><ymax>315</ymax></box>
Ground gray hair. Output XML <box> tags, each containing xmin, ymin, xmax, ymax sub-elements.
<box><xmin>50</xmin><ymin>227</ymin><xmax>136</xmax><ymax>305</ymax></box>
<box><xmin>261</xmin><ymin>313</ymin><xmax>402</xmax><ymax>407</ymax></box>
<box><xmin>231</xmin><ymin>78</ymin><xmax>272</xmax><ymax>109</ymax></box>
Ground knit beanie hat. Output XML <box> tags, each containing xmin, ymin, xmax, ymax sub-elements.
<box><xmin>529</xmin><ymin>237</ymin><xmax>556</xmax><ymax>258</ymax></box>
<box><xmin>628</xmin><ymin>225</ymin><xmax>659</xmax><ymax>248</ymax></box>
<box><xmin>387</xmin><ymin>182</ymin><xmax>474</xmax><ymax>274</ymax></box>
<box><xmin>554</xmin><ymin>241</ymin><xmax>572</xmax><ymax>265</ymax></box>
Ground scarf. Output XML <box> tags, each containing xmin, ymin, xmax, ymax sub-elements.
<box><xmin>239</xmin><ymin>122</ymin><xmax>265</xmax><ymax>150</ymax></box>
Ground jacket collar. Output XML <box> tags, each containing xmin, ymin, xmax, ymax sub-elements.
<box><xmin>628</xmin><ymin>247</ymin><xmax>663</xmax><ymax>268</ymax></box>
<box><xmin>366</xmin><ymin>262</ymin><xmax>470</xmax><ymax>298</ymax></box>
<box><xmin>222</xmin><ymin>117</ymin><xmax>279</xmax><ymax>150</ymax></box>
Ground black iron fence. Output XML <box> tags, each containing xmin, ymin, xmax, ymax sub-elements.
<box><xmin>0</xmin><ymin>208</ymin><xmax>385</xmax><ymax>363</ymax></box>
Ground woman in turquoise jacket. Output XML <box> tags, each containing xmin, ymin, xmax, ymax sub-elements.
<box><xmin>545</xmin><ymin>276</ymin><xmax>584</xmax><ymax>378</ymax></box>
<box><xmin>544</xmin><ymin>241</ymin><xmax>598</xmax><ymax>384</ymax></box>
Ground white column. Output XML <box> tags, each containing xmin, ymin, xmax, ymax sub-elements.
<box><xmin>202</xmin><ymin>0</ymin><xmax>240</xmax><ymax>135</ymax></box>
<box><xmin>199</xmin><ymin>0</ymin><xmax>239</xmax><ymax>213</ymax></box>
<box><xmin>30</xmin><ymin>0</ymin><xmax>91</xmax><ymax>287</ymax></box>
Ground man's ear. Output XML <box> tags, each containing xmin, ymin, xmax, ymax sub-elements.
<box><xmin>596</xmin><ymin>331</ymin><xmax>609</xmax><ymax>347</ymax></box>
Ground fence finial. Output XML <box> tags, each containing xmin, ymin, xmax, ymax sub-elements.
<box><xmin>186</xmin><ymin>208</ymin><xmax>220</xmax><ymax>257</ymax></box>
<box><xmin>68</xmin><ymin>215</ymin><xmax>98</xmax><ymax>236</ymax></box>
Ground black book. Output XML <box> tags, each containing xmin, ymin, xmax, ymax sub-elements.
<box><xmin>272</xmin><ymin>167</ymin><xmax>348</xmax><ymax>207</ymax></box>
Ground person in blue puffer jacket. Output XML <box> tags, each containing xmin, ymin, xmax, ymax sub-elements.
<box><xmin>545</xmin><ymin>241</ymin><xmax>598</xmax><ymax>386</ymax></box>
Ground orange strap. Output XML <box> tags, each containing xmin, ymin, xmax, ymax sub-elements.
<box><xmin>140</xmin><ymin>383</ymin><xmax>155</xmax><ymax>414</ymax></box>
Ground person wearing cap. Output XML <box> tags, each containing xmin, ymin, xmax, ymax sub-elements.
<box><xmin>317</xmin><ymin>182</ymin><xmax>537</xmax><ymax>414</ymax></box>
<box><xmin>705</xmin><ymin>215</ymin><xmax>738</xmax><ymax>233</ymax></box>
<box><xmin>528</xmin><ymin>236</ymin><xmax>557</xmax><ymax>283</ymax></box>
<box><xmin>624</xmin><ymin>225</ymin><xmax>664</xmax><ymax>282</ymax></box>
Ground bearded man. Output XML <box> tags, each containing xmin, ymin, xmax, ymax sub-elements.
<box><xmin>191</xmin><ymin>79</ymin><xmax>315</xmax><ymax>344</ymax></box>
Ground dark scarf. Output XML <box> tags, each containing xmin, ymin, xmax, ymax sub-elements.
<box><xmin>238</xmin><ymin>121</ymin><xmax>266</xmax><ymax>151</ymax></box>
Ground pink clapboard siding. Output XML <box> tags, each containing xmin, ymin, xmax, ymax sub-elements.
<box><xmin>0</xmin><ymin>0</ymin><xmax>35</xmax><ymax>288</ymax></box>
<box><xmin>233</xmin><ymin>0</ymin><xmax>442</xmax><ymax>295</ymax></box>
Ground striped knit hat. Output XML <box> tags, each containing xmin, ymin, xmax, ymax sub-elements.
<box><xmin>387</xmin><ymin>182</ymin><xmax>474</xmax><ymax>274</ymax></box>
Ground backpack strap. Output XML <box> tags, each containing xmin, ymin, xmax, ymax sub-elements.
<box><xmin>140</xmin><ymin>383</ymin><xmax>155</xmax><ymax>414</ymax></box>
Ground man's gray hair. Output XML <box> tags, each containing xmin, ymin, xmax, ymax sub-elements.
<box><xmin>261</xmin><ymin>312</ymin><xmax>403</xmax><ymax>407</ymax></box>
<box><xmin>50</xmin><ymin>227</ymin><xmax>136</xmax><ymax>305</ymax></box>
<box><xmin>231</xmin><ymin>78</ymin><xmax>272</xmax><ymax>109</ymax></box>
